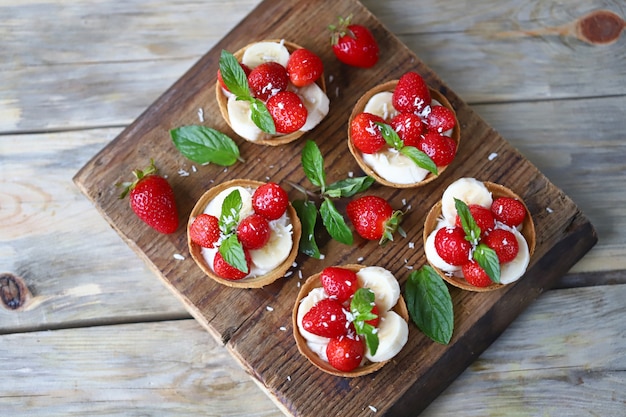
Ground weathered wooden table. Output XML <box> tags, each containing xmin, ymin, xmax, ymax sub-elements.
<box><xmin>1</xmin><ymin>0</ymin><xmax>625</xmax><ymax>416</ymax></box>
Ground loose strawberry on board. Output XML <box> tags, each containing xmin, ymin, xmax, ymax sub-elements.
<box><xmin>389</xmin><ymin>112</ymin><xmax>424</xmax><ymax>147</ymax></box>
<box><xmin>247</xmin><ymin>61</ymin><xmax>289</xmax><ymax>101</ymax></box>
<box><xmin>326</xmin><ymin>333</ymin><xmax>365</xmax><ymax>372</ymax></box>
<box><xmin>491</xmin><ymin>197</ymin><xmax>527</xmax><ymax>228</ymax></box>
<box><xmin>118</xmin><ymin>160</ymin><xmax>179</xmax><ymax>234</ymax></box>
<box><xmin>392</xmin><ymin>71</ymin><xmax>431</xmax><ymax>113</ymax></box>
<box><xmin>252</xmin><ymin>182</ymin><xmax>289</xmax><ymax>220</ymax></box>
<box><xmin>484</xmin><ymin>229</ymin><xmax>519</xmax><ymax>263</ymax></box>
<box><xmin>236</xmin><ymin>213</ymin><xmax>271</xmax><ymax>250</ymax></box>
<box><xmin>346</xmin><ymin>195</ymin><xmax>404</xmax><ymax>245</ymax></box>
<box><xmin>301</xmin><ymin>298</ymin><xmax>349</xmax><ymax>338</ymax></box>
<box><xmin>454</xmin><ymin>204</ymin><xmax>495</xmax><ymax>238</ymax></box>
<box><xmin>286</xmin><ymin>48</ymin><xmax>324</xmax><ymax>87</ymax></box>
<box><xmin>329</xmin><ymin>15</ymin><xmax>379</xmax><ymax>68</ymax></box>
<box><xmin>213</xmin><ymin>249</ymin><xmax>251</xmax><ymax>280</ymax></box>
<box><xmin>417</xmin><ymin>131</ymin><xmax>457</xmax><ymax>167</ymax></box>
<box><xmin>266</xmin><ymin>91</ymin><xmax>308</xmax><ymax>134</ymax></box>
<box><xmin>426</xmin><ymin>105</ymin><xmax>457</xmax><ymax>133</ymax></box>
<box><xmin>462</xmin><ymin>260</ymin><xmax>493</xmax><ymax>287</ymax></box>
<box><xmin>434</xmin><ymin>226</ymin><xmax>472</xmax><ymax>266</ymax></box>
<box><xmin>350</xmin><ymin>112</ymin><xmax>387</xmax><ymax>154</ymax></box>
<box><xmin>320</xmin><ymin>266</ymin><xmax>358</xmax><ymax>303</ymax></box>
<box><xmin>189</xmin><ymin>213</ymin><xmax>220</xmax><ymax>248</ymax></box>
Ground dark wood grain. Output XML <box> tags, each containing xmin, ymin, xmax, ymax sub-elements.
<box><xmin>73</xmin><ymin>0</ymin><xmax>597</xmax><ymax>415</ymax></box>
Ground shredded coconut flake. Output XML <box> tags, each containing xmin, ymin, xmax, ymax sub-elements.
<box><xmin>357</xmin><ymin>257</ymin><xmax>364</xmax><ymax>262</ymax></box>
<box><xmin>279</xmin><ymin>326</ymin><xmax>287</xmax><ymax>331</ymax></box>
<box><xmin>266</xmin><ymin>306</ymin><xmax>274</xmax><ymax>312</ymax></box>
<box><xmin>284</xmin><ymin>271</ymin><xmax>293</xmax><ymax>278</ymax></box>
<box><xmin>488</xmin><ymin>152</ymin><xmax>498</xmax><ymax>161</ymax></box>
<box><xmin>408</xmin><ymin>242</ymin><xmax>415</xmax><ymax>249</ymax></box>
<box><xmin>173</xmin><ymin>254</ymin><xmax>185</xmax><ymax>261</ymax></box>
<box><xmin>546</xmin><ymin>207</ymin><xmax>554</xmax><ymax>213</ymax></box>
<box><xmin>368</xmin><ymin>405</ymin><xmax>378</xmax><ymax>412</ymax></box>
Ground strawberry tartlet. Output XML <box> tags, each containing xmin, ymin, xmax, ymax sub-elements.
<box><xmin>423</xmin><ymin>178</ymin><xmax>536</xmax><ymax>292</ymax></box>
<box><xmin>348</xmin><ymin>72</ymin><xmax>460</xmax><ymax>188</ymax></box>
<box><xmin>216</xmin><ymin>39</ymin><xmax>329</xmax><ymax>146</ymax></box>
<box><xmin>293</xmin><ymin>264</ymin><xmax>409</xmax><ymax>377</ymax></box>
<box><xmin>188</xmin><ymin>179</ymin><xmax>301</xmax><ymax>288</ymax></box>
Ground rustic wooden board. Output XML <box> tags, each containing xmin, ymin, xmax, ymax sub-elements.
<box><xmin>73</xmin><ymin>0</ymin><xmax>597</xmax><ymax>415</ymax></box>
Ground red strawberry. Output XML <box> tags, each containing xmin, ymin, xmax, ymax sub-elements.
<box><xmin>350</xmin><ymin>112</ymin><xmax>386</xmax><ymax>154</ymax></box>
<box><xmin>236</xmin><ymin>213</ymin><xmax>271</xmax><ymax>250</ymax></box>
<box><xmin>189</xmin><ymin>214</ymin><xmax>220</xmax><ymax>248</ymax></box>
<box><xmin>266</xmin><ymin>91</ymin><xmax>308</xmax><ymax>134</ymax></box>
<box><xmin>484</xmin><ymin>229</ymin><xmax>519</xmax><ymax>263</ymax></box>
<box><xmin>346</xmin><ymin>195</ymin><xmax>404</xmax><ymax>245</ymax></box>
<box><xmin>417</xmin><ymin>131</ymin><xmax>457</xmax><ymax>167</ymax></box>
<box><xmin>329</xmin><ymin>16</ymin><xmax>379</xmax><ymax>68</ymax></box>
<box><xmin>320</xmin><ymin>266</ymin><xmax>358</xmax><ymax>303</ymax></box>
<box><xmin>217</xmin><ymin>62</ymin><xmax>251</xmax><ymax>92</ymax></box>
<box><xmin>302</xmin><ymin>298</ymin><xmax>349</xmax><ymax>338</ymax></box>
<box><xmin>252</xmin><ymin>182</ymin><xmax>289</xmax><ymax>221</ymax></box>
<box><xmin>455</xmin><ymin>204</ymin><xmax>495</xmax><ymax>237</ymax></box>
<box><xmin>389</xmin><ymin>112</ymin><xmax>424</xmax><ymax>147</ymax></box>
<box><xmin>247</xmin><ymin>61</ymin><xmax>289</xmax><ymax>101</ymax></box>
<box><xmin>434</xmin><ymin>226</ymin><xmax>472</xmax><ymax>266</ymax></box>
<box><xmin>393</xmin><ymin>71</ymin><xmax>431</xmax><ymax>113</ymax></box>
<box><xmin>119</xmin><ymin>160</ymin><xmax>179</xmax><ymax>234</ymax></box>
<box><xmin>213</xmin><ymin>249</ymin><xmax>251</xmax><ymax>280</ymax></box>
<box><xmin>491</xmin><ymin>197</ymin><xmax>527</xmax><ymax>228</ymax></box>
<box><xmin>462</xmin><ymin>260</ymin><xmax>493</xmax><ymax>287</ymax></box>
<box><xmin>326</xmin><ymin>333</ymin><xmax>365</xmax><ymax>372</ymax></box>
<box><xmin>365</xmin><ymin>304</ymin><xmax>380</xmax><ymax>327</ymax></box>
<box><xmin>426</xmin><ymin>105</ymin><xmax>456</xmax><ymax>133</ymax></box>
<box><xmin>286</xmin><ymin>48</ymin><xmax>324</xmax><ymax>87</ymax></box>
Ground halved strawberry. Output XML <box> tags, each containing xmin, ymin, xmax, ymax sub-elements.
<box><xmin>426</xmin><ymin>105</ymin><xmax>456</xmax><ymax>133</ymax></box>
<box><xmin>455</xmin><ymin>204</ymin><xmax>495</xmax><ymax>237</ymax></box>
<box><xmin>462</xmin><ymin>260</ymin><xmax>493</xmax><ymax>287</ymax></box>
<box><xmin>392</xmin><ymin>71</ymin><xmax>431</xmax><ymax>113</ymax></box>
<box><xmin>252</xmin><ymin>182</ymin><xmax>289</xmax><ymax>221</ymax></box>
<box><xmin>484</xmin><ymin>229</ymin><xmax>519</xmax><ymax>263</ymax></box>
<box><xmin>301</xmin><ymin>298</ymin><xmax>349</xmax><ymax>338</ymax></box>
<box><xmin>236</xmin><ymin>213</ymin><xmax>271</xmax><ymax>250</ymax></box>
<box><xmin>247</xmin><ymin>61</ymin><xmax>289</xmax><ymax>101</ymax></box>
<box><xmin>346</xmin><ymin>195</ymin><xmax>404</xmax><ymax>245</ymax></box>
<box><xmin>389</xmin><ymin>112</ymin><xmax>424</xmax><ymax>147</ymax></box>
<box><xmin>491</xmin><ymin>197</ymin><xmax>527</xmax><ymax>228</ymax></box>
<box><xmin>286</xmin><ymin>48</ymin><xmax>324</xmax><ymax>87</ymax></box>
<box><xmin>350</xmin><ymin>112</ymin><xmax>387</xmax><ymax>154</ymax></box>
<box><xmin>189</xmin><ymin>213</ymin><xmax>221</xmax><ymax>248</ymax></box>
<box><xmin>213</xmin><ymin>249</ymin><xmax>251</xmax><ymax>280</ymax></box>
<box><xmin>326</xmin><ymin>333</ymin><xmax>365</xmax><ymax>372</ymax></box>
<box><xmin>266</xmin><ymin>91</ymin><xmax>308</xmax><ymax>134</ymax></box>
<box><xmin>434</xmin><ymin>226</ymin><xmax>472</xmax><ymax>266</ymax></box>
<box><xmin>320</xmin><ymin>266</ymin><xmax>358</xmax><ymax>303</ymax></box>
<box><xmin>417</xmin><ymin>131</ymin><xmax>457</xmax><ymax>167</ymax></box>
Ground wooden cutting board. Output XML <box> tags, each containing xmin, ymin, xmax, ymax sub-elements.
<box><xmin>73</xmin><ymin>0</ymin><xmax>597</xmax><ymax>415</ymax></box>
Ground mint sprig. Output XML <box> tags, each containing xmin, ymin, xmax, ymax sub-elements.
<box><xmin>219</xmin><ymin>50</ymin><xmax>276</xmax><ymax>134</ymax></box>
<box><xmin>350</xmin><ymin>288</ymin><xmax>379</xmax><ymax>355</ymax></box>
<box><xmin>376</xmin><ymin>121</ymin><xmax>438</xmax><ymax>175</ymax></box>
<box><xmin>291</xmin><ymin>199</ymin><xmax>321</xmax><ymax>259</ymax></box>
<box><xmin>405</xmin><ymin>265</ymin><xmax>454</xmax><ymax>345</ymax></box>
<box><xmin>454</xmin><ymin>198</ymin><xmax>501</xmax><ymax>283</ymax></box>
<box><xmin>170</xmin><ymin>125</ymin><xmax>243</xmax><ymax>166</ymax></box>
<box><xmin>320</xmin><ymin>197</ymin><xmax>353</xmax><ymax>245</ymax></box>
<box><xmin>214</xmin><ymin>189</ymin><xmax>247</xmax><ymax>273</ymax></box>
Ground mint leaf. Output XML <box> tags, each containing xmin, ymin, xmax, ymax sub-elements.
<box><xmin>219</xmin><ymin>50</ymin><xmax>251</xmax><ymax>98</ymax></box>
<box><xmin>325</xmin><ymin>176</ymin><xmax>374</xmax><ymax>198</ymax></box>
<box><xmin>454</xmin><ymin>198</ymin><xmax>481</xmax><ymax>245</ymax></box>
<box><xmin>320</xmin><ymin>198</ymin><xmax>353</xmax><ymax>245</ymax></box>
<box><xmin>249</xmin><ymin>97</ymin><xmax>276</xmax><ymax>134</ymax></box>
<box><xmin>474</xmin><ymin>243</ymin><xmax>501</xmax><ymax>283</ymax></box>
<box><xmin>405</xmin><ymin>266</ymin><xmax>454</xmax><ymax>345</ymax></box>
<box><xmin>218</xmin><ymin>234</ymin><xmax>248</xmax><ymax>273</ymax></box>
<box><xmin>401</xmin><ymin>146</ymin><xmax>438</xmax><ymax>175</ymax></box>
<box><xmin>350</xmin><ymin>288</ymin><xmax>379</xmax><ymax>355</ymax></box>
<box><xmin>292</xmin><ymin>199</ymin><xmax>321</xmax><ymax>259</ymax></box>
<box><xmin>376</xmin><ymin>121</ymin><xmax>403</xmax><ymax>149</ymax></box>
<box><xmin>301</xmin><ymin>140</ymin><xmax>326</xmax><ymax>191</ymax></box>
<box><xmin>170</xmin><ymin>125</ymin><xmax>241</xmax><ymax>166</ymax></box>
<box><xmin>219</xmin><ymin>189</ymin><xmax>242</xmax><ymax>234</ymax></box>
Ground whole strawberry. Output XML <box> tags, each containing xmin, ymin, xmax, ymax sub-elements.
<box><xmin>320</xmin><ymin>266</ymin><xmax>358</xmax><ymax>303</ymax></box>
<box><xmin>350</xmin><ymin>112</ymin><xmax>386</xmax><ymax>154</ymax></box>
<box><xmin>491</xmin><ymin>197</ymin><xmax>527</xmax><ymax>228</ymax></box>
<box><xmin>326</xmin><ymin>333</ymin><xmax>365</xmax><ymax>372</ymax></box>
<box><xmin>393</xmin><ymin>71</ymin><xmax>431</xmax><ymax>113</ymax></box>
<box><xmin>247</xmin><ymin>61</ymin><xmax>289</xmax><ymax>101</ymax></box>
<box><xmin>119</xmin><ymin>160</ymin><xmax>179</xmax><ymax>234</ymax></box>
<box><xmin>346</xmin><ymin>195</ymin><xmax>404</xmax><ymax>245</ymax></box>
<box><xmin>302</xmin><ymin>298</ymin><xmax>349</xmax><ymax>338</ymax></box>
<box><xmin>329</xmin><ymin>15</ymin><xmax>379</xmax><ymax>68</ymax></box>
<box><xmin>266</xmin><ymin>91</ymin><xmax>308</xmax><ymax>134</ymax></box>
<box><xmin>287</xmin><ymin>48</ymin><xmax>324</xmax><ymax>87</ymax></box>
<box><xmin>237</xmin><ymin>213</ymin><xmax>271</xmax><ymax>250</ymax></box>
<box><xmin>189</xmin><ymin>213</ymin><xmax>220</xmax><ymax>248</ymax></box>
<box><xmin>252</xmin><ymin>182</ymin><xmax>289</xmax><ymax>220</ymax></box>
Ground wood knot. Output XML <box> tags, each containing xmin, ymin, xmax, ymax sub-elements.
<box><xmin>0</xmin><ymin>273</ymin><xmax>31</xmax><ymax>310</ymax></box>
<box><xmin>577</xmin><ymin>10</ymin><xmax>625</xmax><ymax>45</ymax></box>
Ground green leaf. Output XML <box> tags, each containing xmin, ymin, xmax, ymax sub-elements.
<box><xmin>249</xmin><ymin>98</ymin><xmax>276</xmax><ymax>134</ymax></box>
<box><xmin>350</xmin><ymin>288</ymin><xmax>379</xmax><ymax>355</ymax></box>
<box><xmin>405</xmin><ymin>266</ymin><xmax>454</xmax><ymax>345</ymax></box>
<box><xmin>170</xmin><ymin>125</ymin><xmax>241</xmax><ymax>166</ymax></box>
<box><xmin>400</xmin><ymin>146</ymin><xmax>438</xmax><ymax>175</ymax></box>
<box><xmin>320</xmin><ymin>198</ymin><xmax>353</xmax><ymax>245</ymax></box>
<box><xmin>474</xmin><ymin>243</ymin><xmax>501</xmax><ymax>283</ymax></box>
<box><xmin>292</xmin><ymin>199</ymin><xmax>321</xmax><ymax>259</ymax></box>
<box><xmin>219</xmin><ymin>189</ymin><xmax>242</xmax><ymax>234</ymax></box>
<box><xmin>454</xmin><ymin>198</ymin><xmax>481</xmax><ymax>245</ymax></box>
<box><xmin>325</xmin><ymin>176</ymin><xmax>374</xmax><ymax>198</ymax></box>
<box><xmin>218</xmin><ymin>234</ymin><xmax>248</xmax><ymax>274</ymax></box>
<box><xmin>218</xmin><ymin>50</ymin><xmax>251</xmax><ymax>98</ymax></box>
<box><xmin>376</xmin><ymin>121</ymin><xmax>404</xmax><ymax>150</ymax></box>
<box><xmin>301</xmin><ymin>140</ymin><xmax>326</xmax><ymax>191</ymax></box>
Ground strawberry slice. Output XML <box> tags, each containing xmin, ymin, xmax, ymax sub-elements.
<box><xmin>302</xmin><ymin>298</ymin><xmax>349</xmax><ymax>338</ymax></box>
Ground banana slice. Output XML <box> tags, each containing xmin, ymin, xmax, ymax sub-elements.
<box><xmin>296</xmin><ymin>287</ymin><xmax>332</xmax><ymax>345</ymax></box>
<box><xmin>356</xmin><ymin>266</ymin><xmax>400</xmax><ymax>312</ymax></box>
<box><xmin>363</xmin><ymin>91</ymin><xmax>399</xmax><ymax>121</ymax></box>
<box><xmin>499</xmin><ymin>226</ymin><xmax>531</xmax><ymax>284</ymax></box>
<box><xmin>424</xmin><ymin>227</ymin><xmax>462</xmax><ymax>273</ymax></box>
<box><xmin>249</xmin><ymin>214</ymin><xmax>294</xmax><ymax>274</ymax></box>
<box><xmin>441</xmin><ymin>177</ymin><xmax>493</xmax><ymax>224</ymax></box>
<box><xmin>241</xmin><ymin>41</ymin><xmax>290</xmax><ymax>69</ymax></box>
<box><xmin>365</xmin><ymin>311</ymin><xmax>409</xmax><ymax>362</ymax></box>
<box><xmin>362</xmin><ymin>149</ymin><xmax>429</xmax><ymax>185</ymax></box>
<box><xmin>203</xmin><ymin>186</ymin><xmax>254</xmax><ymax>219</ymax></box>
<box><xmin>226</xmin><ymin>95</ymin><xmax>271</xmax><ymax>142</ymax></box>
<box><xmin>291</xmin><ymin>82</ymin><xmax>329</xmax><ymax>132</ymax></box>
